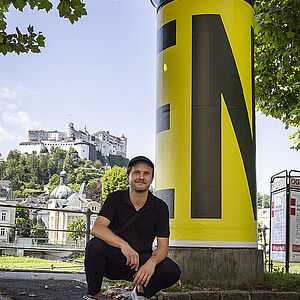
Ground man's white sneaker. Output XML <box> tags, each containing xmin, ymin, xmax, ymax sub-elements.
<box><xmin>83</xmin><ymin>295</ymin><xmax>99</xmax><ymax>300</ymax></box>
<box><xmin>130</xmin><ymin>287</ymin><xmax>147</xmax><ymax>300</ymax></box>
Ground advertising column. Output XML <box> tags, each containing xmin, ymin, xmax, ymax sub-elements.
<box><xmin>153</xmin><ymin>0</ymin><xmax>257</xmax><ymax>247</ymax></box>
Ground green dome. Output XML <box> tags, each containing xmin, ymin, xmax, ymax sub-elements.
<box><xmin>50</xmin><ymin>185</ymin><xmax>73</xmax><ymax>199</ymax></box>
<box><xmin>60</xmin><ymin>170</ymin><xmax>67</xmax><ymax>176</ymax></box>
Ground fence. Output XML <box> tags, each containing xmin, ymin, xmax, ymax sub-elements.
<box><xmin>0</xmin><ymin>203</ymin><xmax>98</xmax><ymax>249</ymax></box>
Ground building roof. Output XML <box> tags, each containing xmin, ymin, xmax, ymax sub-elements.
<box><xmin>49</xmin><ymin>171</ymin><xmax>73</xmax><ymax>199</ymax></box>
<box><xmin>50</xmin><ymin>185</ymin><xmax>73</xmax><ymax>199</ymax></box>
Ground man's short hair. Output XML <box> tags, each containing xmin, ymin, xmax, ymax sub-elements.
<box><xmin>127</xmin><ymin>156</ymin><xmax>154</xmax><ymax>176</ymax></box>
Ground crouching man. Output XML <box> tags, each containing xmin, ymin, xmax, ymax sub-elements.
<box><xmin>84</xmin><ymin>156</ymin><xmax>181</xmax><ymax>300</ymax></box>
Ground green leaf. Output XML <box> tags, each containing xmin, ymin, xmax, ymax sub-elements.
<box><xmin>36</xmin><ymin>34</ymin><xmax>45</xmax><ymax>47</ymax></box>
<box><xmin>14</xmin><ymin>0</ymin><xmax>26</xmax><ymax>11</ymax></box>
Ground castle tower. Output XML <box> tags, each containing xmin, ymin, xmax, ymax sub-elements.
<box><xmin>66</xmin><ymin>122</ymin><xmax>74</xmax><ymax>139</ymax></box>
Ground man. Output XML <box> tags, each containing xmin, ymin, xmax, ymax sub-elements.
<box><xmin>84</xmin><ymin>156</ymin><xmax>181</xmax><ymax>300</ymax></box>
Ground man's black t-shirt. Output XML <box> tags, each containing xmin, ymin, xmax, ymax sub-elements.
<box><xmin>98</xmin><ymin>189</ymin><xmax>170</xmax><ymax>254</ymax></box>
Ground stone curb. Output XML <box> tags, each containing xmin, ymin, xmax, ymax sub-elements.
<box><xmin>149</xmin><ymin>291</ymin><xmax>300</xmax><ymax>300</ymax></box>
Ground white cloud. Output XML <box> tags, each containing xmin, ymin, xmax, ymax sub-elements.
<box><xmin>0</xmin><ymin>126</ymin><xmax>22</xmax><ymax>143</ymax></box>
<box><xmin>2</xmin><ymin>110</ymin><xmax>41</xmax><ymax>130</ymax></box>
<box><xmin>0</xmin><ymin>87</ymin><xmax>17</xmax><ymax>99</ymax></box>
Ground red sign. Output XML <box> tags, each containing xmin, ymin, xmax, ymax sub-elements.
<box><xmin>291</xmin><ymin>198</ymin><xmax>296</xmax><ymax>206</ymax></box>
<box><xmin>292</xmin><ymin>245</ymin><xmax>300</xmax><ymax>252</ymax></box>
<box><xmin>291</xmin><ymin>208</ymin><xmax>296</xmax><ymax>215</ymax></box>
<box><xmin>272</xmin><ymin>244</ymin><xmax>286</xmax><ymax>251</ymax></box>
<box><xmin>291</xmin><ymin>179</ymin><xmax>300</xmax><ymax>186</ymax></box>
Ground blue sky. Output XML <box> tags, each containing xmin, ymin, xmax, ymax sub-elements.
<box><xmin>0</xmin><ymin>0</ymin><xmax>299</xmax><ymax>195</ymax></box>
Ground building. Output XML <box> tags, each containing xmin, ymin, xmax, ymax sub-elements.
<box><xmin>19</xmin><ymin>197</ymin><xmax>49</xmax><ymax>228</ymax></box>
<box><xmin>47</xmin><ymin>171</ymin><xmax>100</xmax><ymax>245</ymax></box>
<box><xmin>0</xmin><ymin>181</ymin><xmax>17</xmax><ymax>243</ymax></box>
<box><xmin>257</xmin><ymin>208</ymin><xmax>270</xmax><ymax>251</ymax></box>
<box><xmin>19</xmin><ymin>122</ymin><xmax>127</xmax><ymax>161</ymax></box>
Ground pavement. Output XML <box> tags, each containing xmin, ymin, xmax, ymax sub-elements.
<box><xmin>0</xmin><ymin>271</ymin><xmax>120</xmax><ymax>300</ymax></box>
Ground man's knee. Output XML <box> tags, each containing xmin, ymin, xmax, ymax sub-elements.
<box><xmin>85</xmin><ymin>237</ymin><xmax>105</xmax><ymax>257</ymax></box>
<box><xmin>160</xmin><ymin>257</ymin><xmax>181</xmax><ymax>284</ymax></box>
<box><xmin>167</xmin><ymin>258</ymin><xmax>181</xmax><ymax>283</ymax></box>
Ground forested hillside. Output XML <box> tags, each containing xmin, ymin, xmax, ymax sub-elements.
<box><xmin>0</xmin><ymin>147</ymin><xmax>128</xmax><ymax>199</ymax></box>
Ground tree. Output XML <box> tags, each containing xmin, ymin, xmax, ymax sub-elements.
<box><xmin>0</xmin><ymin>159</ymin><xmax>6</xmax><ymax>179</ymax></box>
<box><xmin>67</xmin><ymin>217</ymin><xmax>86</xmax><ymax>244</ymax></box>
<box><xmin>88</xmin><ymin>181</ymin><xmax>102</xmax><ymax>204</ymax></box>
<box><xmin>257</xmin><ymin>192</ymin><xmax>263</xmax><ymax>209</ymax></box>
<box><xmin>26</xmin><ymin>154</ymin><xmax>40</xmax><ymax>184</ymax></box>
<box><xmin>14</xmin><ymin>204</ymin><xmax>31</xmax><ymax>237</ymax></box>
<box><xmin>52</xmin><ymin>147</ymin><xmax>67</xmax><ymax>161</ymax></box>
<box><xmin>40</xmin><ymin>147</ymin><xmax>48</xmax><ymax>154</ymax></box>
<box><xmin>107</xmin><ymin>155</ymin><xmax>129</xmax><ymax>168</ymax></box>
<box><xmin>96</xmin><ymin>151</ymin><xmax>106</xmax><ymax>165</ymax></box>
<box><xmin>102</xmin><ymin>166</ymin><xmax>129</xmax><ymax>200</ymax></box>
<box><xmin>30</xmin><ymin>217</ymin><xmax>48</xmax><ymax>238</ymax></box>
<box><xmin>257</xmin><ymin>192</ymin><xmax>270</xmax><ymax>209</ymax></box>
<box><xmin>254</xmin><ymin>0</ymin><xmax>300</xmax><ymax>149</ymax></box>
<box><xmin>262</xmin><ymin>194</ymin><xmax>270</xmax><ymax>208</ymax></box>
<box><xmin>64</xmin><ymin>153</ymin><xmax>76</xmax><ymax>173</ymax></box>
<box><xmin>94</xmin><ymin>160</ymin><xmax>102</xmax><ymax>170</ymax></box>
<box><xmin>39</xmin><ymin>153</ymin><xmax>50</xmax><ymax>185</ymax></box>
<box><xmin>0</xmin><ymin>0</ymin><xmax>87</xmax><ymax>55</ymax></box>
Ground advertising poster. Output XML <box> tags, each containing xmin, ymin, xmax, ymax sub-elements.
<box><xmin>270</xmin><ymin>183</ymin><xmax>287</xmax><ymax>262</ymax></box>
<box><xmin>290</xmin><ymin>189</ymin><xmax>300</xmax><ymax>262</ymax></box>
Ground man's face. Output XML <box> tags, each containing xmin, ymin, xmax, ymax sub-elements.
<box><xmin>127</xmin><ymin>162</ymin><xmax>154</xmax><ymax>192</ymax></box>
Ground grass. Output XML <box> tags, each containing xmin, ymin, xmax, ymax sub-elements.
<box><xmin>267</xmin><ymin>261</ymin><xmax>300</xmax><ymax>274</ymax></box>
<box><xmin>162</xmin><ymin>271</ymin><xmax>300</xmax><ymax>293</ymax></box>
<box><xmin>0</xmin><ymin>255</ymin><xmax>84</xmax><ymax>271</ymax></box>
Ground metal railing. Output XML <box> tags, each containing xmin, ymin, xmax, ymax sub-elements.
<box><xmin>0</xmin><ymin>203</ymin><xmax>98</xmax><ymax>249</ymax></box>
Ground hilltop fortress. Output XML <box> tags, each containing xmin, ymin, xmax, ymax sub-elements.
<box><xmin>19</xmin><ymin>122</ymin><xmax>127</xmax><ymax>161</ymax></box>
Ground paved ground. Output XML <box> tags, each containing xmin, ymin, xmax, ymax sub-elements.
<box><xmin>0</xmin><ymin>272</ymin><xmax>116</xmax><ymax>300</ymax></box>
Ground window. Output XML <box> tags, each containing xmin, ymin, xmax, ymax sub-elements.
<box><xmin>0</xmin><ymin>228</ymin><xmax>5</xmax><ymax>236</ymax></box>
<box><xmin>68</xmin><ymin>216</ymin><xmax>76</xmax><ymax>224</ymax></box>
<box><xmin>1</xmin><ymin>212</ymin><xmax>6</xmax><ymax>221</ymax></box>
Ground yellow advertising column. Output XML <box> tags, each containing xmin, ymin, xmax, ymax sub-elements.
<box><xmin>153</xmin><ymin>0</ymin><xmax>257</xmax><ymax>248</ymax></box>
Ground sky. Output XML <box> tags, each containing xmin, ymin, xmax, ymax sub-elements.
<box><xmin>0</xmin><ymin>0</ymin><xmax>299</xmax><ymax>196</ymax></box>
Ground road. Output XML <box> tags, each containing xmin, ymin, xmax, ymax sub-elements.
<box><xmin>0</xmin><ymin>271</ymin><xmax>122</xmax><ymax>300</ymax></box>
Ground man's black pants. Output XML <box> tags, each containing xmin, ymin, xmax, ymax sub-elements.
<box><xmin>84</xmin><ymin>237</ymin><xmax>181</xmax><ymax>298</ymax></box>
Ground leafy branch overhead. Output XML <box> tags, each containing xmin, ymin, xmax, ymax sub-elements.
<box><xmin>254</xmin><ymin>0</ymin><xmax>300</xmax><ymax>149</ymax></box>
<box><xmin>0</xmin><ymin>0</ymin><xmax>87</xmax><ymax>55</ymax></box>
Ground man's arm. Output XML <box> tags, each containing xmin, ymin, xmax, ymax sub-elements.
<box><xmin>133</xmin><ymin>237</ymin><xmax>169</xmax><ymax>287</ymax></box>
<box><xmin>91</xmin><ymin>216</ymin><xmax>140</xmax><ymax>271</ymax></box>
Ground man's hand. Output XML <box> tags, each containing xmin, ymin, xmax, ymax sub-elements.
<box><xmin>133</xmin><ymin>259</ymin><xmax>156</xmax><ymax>287</ymax></box>
<box><xmin>121</xmin><ymin>243</ymin><xmax>139</xmax><ymax>271</ymax></box>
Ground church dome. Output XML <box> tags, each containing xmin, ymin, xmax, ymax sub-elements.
<box><xmin>60</xmin><ymin>170</ymin><xmax>67</xmax><ymax>176</ymax></box>
<box><xmin>50</xmin><ymin>185</ymin><xmax>73</xmax><ymax>199</ymax></box>
<box><xmin>49</xmin><ymin>170</ymin><xmax>73</xmax><ymax>199</ymax></box>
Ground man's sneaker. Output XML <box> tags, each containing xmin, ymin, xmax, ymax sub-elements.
<box><xmin>83</xmin><ymin>295</ymin><xmax>98</xmax><ymax>300</ymax></box>
<box><xmin>130</xmin><ymin>287</ymin><xmax>148</xmax><ymax>300</ymax></box>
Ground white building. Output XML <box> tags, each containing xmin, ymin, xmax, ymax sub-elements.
<box><xmin>19</xmin><ymin>122</ymin><xmax>127</xmax><ymax>161</ymax></box>
<box><xmin>93</xmin><ymin>131</ymin><xmax>127</xmax><ymax>157</ymax></box>
<box><xmin>257</xmin><ymin>208</ymin><xmax>270</xmax><ymax>250</ymax></box>
<box><xmin>0</xmin><ymin>181</ymin><xmax>17</xmax><ymax>243</ymax></box>
<box><xmin>47</xmin><ymin>171</ymin><xmax>100</xmax><ymax>245</ymax></box>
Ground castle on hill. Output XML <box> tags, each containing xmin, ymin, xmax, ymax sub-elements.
<box><xmin>19</xmin><ymin>122</ymin><xmax>127</xmax><ymax>161</ymax></box>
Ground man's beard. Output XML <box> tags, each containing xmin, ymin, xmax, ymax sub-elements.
<box><xmin>132</xmin><ymin>180</ymin><xmax>149</xmax><ymax>192</ymax></box>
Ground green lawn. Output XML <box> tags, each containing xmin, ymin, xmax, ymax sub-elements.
<box><xmin>0</xmin><ymin>255</ymin><xmax>84</xmax><ymax>271</ymax></box>
<box><xmin>266</xmin><ymin>260</ymin><xmax>300</xmax><ymax>274</ymax></box>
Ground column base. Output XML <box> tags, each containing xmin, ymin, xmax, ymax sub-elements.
<box><xmin>168</xmin><ymin>247</ymin><xmax>264</xmax><ymax>286</ymax></box>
